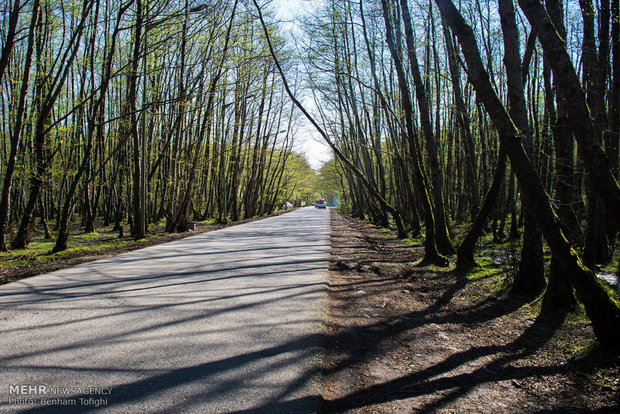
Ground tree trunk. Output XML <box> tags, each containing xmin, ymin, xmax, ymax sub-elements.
<box><xmin>498</xmin><ymin>0</ymin><xmax>545</xmax><ymax>297</ymax></box>
<box><xmin>542</xmin><ymin>0</ymin><xmax>581</xmax><ymax>311</ymax></box>
<box><xmin>518</xmin><ymin>0</ymin><xmax>620</xmax><ymax>227</ymax></box>
<box><xmin>436</xmin><ymin>0</ymin><xmax>620</xmax><ymax>348</ymax></box>
<box><xmin>580</xmin><ymin>0</ymin><xmax>611</xmax><ymax>267</ymax></box>
<box><xmin>0</xmin><ymin>0</ymin><xmax>39</xmax><ymax>251</ymax></box>
<box><xmin>380</xmin><ymin>0</ymin><xmax>447</xmax><ymax>265</ymax></box>
<box><xmin>443</xmin><ymin>22</ymin><xmax>479</xmax><ymax>220</ymax></box>
<box><xmin>400</xmin><ymin>0</ymin><xmax>453</xmax><ymax>255</ymax></box>
<box><xmin>609</xmin><ymin>0</ymin><xmax>619</xmax><ymax>178</ymax></box>
<box><xmin>11</xmin><ymin>0</ymin><xmax>92</xmax><ymax>249</ymax></box>
<box><xmin>0</xmin><ymin>0</ymin><xmax>21</xmax><ymax>85</ymax></box>
<box><xmin>54</xmin><ymin>0</ymin><xmax>122</xmax><ymax>252</ymax></box>
<box><xmin>456</xmin><ymin>145</ymin><xmax>507</xmax><ymax>269</ymax></box>
<box><xmin>129</xmin><ymin>0</ymin><xmax>144</xmax><ymax>238</ymax></box>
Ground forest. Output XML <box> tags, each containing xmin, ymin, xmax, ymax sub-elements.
<box><xmin>0</xmin><ymin>0</ymin><xmax>323</xmax><ymax>253</ymax></box>
<box><xmin>261</xmin><ymin>0</ymin><xmax>620</xmax><ymax>348</ymax></box>
<box><xmin>1</xmin><ymin>0</ymin><xmax>619</xmax><ymax>349</ymax></box>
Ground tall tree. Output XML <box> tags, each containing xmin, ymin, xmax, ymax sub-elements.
<box><xmin>11</xmin><ymin>0</ymin><xmax>94</xmax><ymax>249</ymax></box>
<box><xmin>53</xmin><ymin>0</ymin><xmax>128</xmax><ymax>252</ymax></box>
<box><xmin>435</xmin><ymin>0</ymin><xmax>620</xmax><ymax>348</ymax></box>
<box><xmin>498</xmin><ymin>0</ymin><xmax>545</xmax><ymax>297</ymax></box>
<box><xmin>517</xmin><ymin>0</ymin><xmax>619</xmax><ymax>227</ymax></box>
<box><xmin>0</xmin><ymin>0</ymin><xmax>39</xmax><ymax>251</ymax></box>
<box><xmin>399</xmin><ymin>0</ymin><xmax>453</xmax><ymax>255</ymax></box>
<box><xmin>380</xmin><ymin>0</ymin><xmax>447</xmax><ymax>265</ymax></box>
<box><xmin>0</xmin><ymin>0</ymin><xmax>21</xmax><ymax>85</ymax></box>
<box><xmin>252</xmin><ymin>0</ymin><xmax>409</xmax><ymax>239</ymax></box>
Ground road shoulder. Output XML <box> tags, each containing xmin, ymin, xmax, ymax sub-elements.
<box><xmin>322</xmin><ymin>212</ymin><xmax>619</xmax><ymax>413</ymax></box>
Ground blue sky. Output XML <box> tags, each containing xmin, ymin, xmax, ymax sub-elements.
<box><xmin>267</xmin><ymin>0</ymin><xmax>332</xmax><ymax>170</ymax></box>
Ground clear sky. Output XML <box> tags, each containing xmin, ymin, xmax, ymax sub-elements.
<box><xmin>270</xmin><ymin>0</ymin><xmax>323</xmax><ymax>21</ymax></box>
<box><xmin>266</xmin><ymin>0</ymin><xmax>332</xmax><ymax>170</ymax></box>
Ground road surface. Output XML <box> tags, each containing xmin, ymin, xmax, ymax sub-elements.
<box><xmin>0</xmin><ymin>207</ymin><xmax>330</xmax><ymax>413</ymax></box>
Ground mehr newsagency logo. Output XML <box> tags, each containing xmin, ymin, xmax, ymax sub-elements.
<box><xmin>6</xmin><ymin>384</ymin><xmax>112</xmax><ymax>408</ymax></box>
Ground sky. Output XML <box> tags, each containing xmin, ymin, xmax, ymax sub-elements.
<box><xmin>266</xmin><ymin>0</ymin><xmax>332</xmax><ymax>170</ymax></box>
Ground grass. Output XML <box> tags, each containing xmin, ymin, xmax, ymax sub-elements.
<box><xmin>347</xmin><ymin>212</ymin><xmax>618</xmax><ymax>305</ymax></box>
<box><xmin>402</xmin><ymin>235</ymin><xmax>423</xmax><ymax>246</ymax></box>
<box><xmin>0</xmin><ymin>225</ymin><xmax>148</xmax><ymax>273</ymax></box>
<box><xmin>1</xmin><ymin>209</ymin><xmax>294</xmax><ymax>280</ymax></box>
<box><xmin>197</xmin><ymin>218</ymin><xmax>217</xmax><ymax>226</ymax></box>
<box><xmin>598</xmin><ymin>245</ymin><xmax>619</xmax><ymax>275</ymax></box>
<box><xmin>0</xmin><ymin>214</ymin><xmax>198</xmax><ymax>271</ymax></box>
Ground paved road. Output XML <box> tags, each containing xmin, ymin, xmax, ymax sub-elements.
<box><xmin>0</xmin><ymin>207</ymin><xmax>330</xmax><ymax>413</ymax></box>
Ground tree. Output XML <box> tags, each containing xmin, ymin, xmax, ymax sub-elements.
<box><xmin>381</xmin><ymin>0</ymin><xmax>446</xmax><ymax>264</ymax></box>
<box><xmin>517</xmin><ymin>0</ymin><xmax>619</xmax><ymax>226</ymax></box>
<box><xmin>399</xmin><ymin>0</ymin><xmax>453</xmax><ymax>255</ymax></box>
<box><xmin>53</xmin><ymin>0</ymin><xmax>129</xmax><ymax>252</ymax></box>
<box><xmin>252</xmin><ymin>0</ymin><xmax>409</xmax><ymax>239</ymax></box>
<box><xmin>0</xmin><ymin>0</ymin><xmax>39</xmax><ymax>251</ymax></box>
<box><xmin>497</xmin><ymin>0</ymin><xmax>545</xmax><ymax>297</ymax></box>
<box><xmin>11</xmin><ymin>0</ymin><xmax>95</xmax><ymax>250</ymax></box>
<box><xmin>435</xmin><ymin>0</ymin><xmax>620</xmax><ymax>348</ymax></box>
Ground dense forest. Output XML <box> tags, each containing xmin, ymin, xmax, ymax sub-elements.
<box><xmin>0</xmin><ymin>0</ymin><xmax>320</xmax><ymax>254</ymax></box>
<box><xmin>255</xmin><ymin>0</ymin><xmax>620</xmax><ymax>348</ymax></box>
<box><xmin>1</xmin><ymin>0</ymin><xmax>619</xmax><ymax>348</ymax></box>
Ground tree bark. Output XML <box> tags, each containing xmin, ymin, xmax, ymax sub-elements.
<box><xmin>0</xmin><ymin>0</ymin><xmax>39</xmax><ymax>251</ymax></box>
<box><xmin>456</xmin><ymin>145</ymin><xmax>507</xmax><ymax>269</ymax></box>
<box><xmin>517</xmin><ymin>0</ymin><xmax>620</xmax><ymax>228</ymax></box>
<box><xmin>436</xmin><ymin>0</ymin><xmax>620</xmax><ymax>348</ymax></box>
<box><xmin>498</xmin><ymin>0</ymin><xmax>545</xmax><ymax>297</ymax></box>
<box><xmin>399</xmin><ymin>0</ymin><xmax>453</xmax><ymax>255</ymax></box>
<box><xmin>129</xmin><ymin>0</ymin><xmax>144</xmax><ymax>238</ymax></box>
<box><xmin>542</xmin><ymin>0</ymin><xmax>581</xmax><ymax>311</ymax></box>
<box><xmin>380</xmin><ymin>0</ymin><xmax>447</xmax><ymax>265</ymax></box>
<box><xmin>442</xmin><ymin>22</ymin><xmax>479</xmax><ymax>220</ymax></box>
<box><xmin>609</xmin><ymin>0</ymin><xmax>619</xmax><ymax>177</ymax></box>
<box><xmin>0</xmin><ymin>0</ymin><xmax>21</xmax><ymax>85</ymax></box>
<box><xmin>580</xmin><ymin>0</ymin><xmax>611</xmax><ymax>267</ymax></box>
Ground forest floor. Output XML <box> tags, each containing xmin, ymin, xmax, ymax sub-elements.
<box><xmin>0</xmin><ymin>208</ymin><xmax>296</xmax><ymax>286</ymax></box>
<box><xmin>322</xmin><ymin>211</ymin><xmax>619</xmax><ymax>413</ymax></box>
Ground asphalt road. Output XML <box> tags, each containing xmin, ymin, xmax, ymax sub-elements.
<box><xmin>0</xmin><ymin>207</ymin><xmax>330</xmax><ymax>413</ymax></box>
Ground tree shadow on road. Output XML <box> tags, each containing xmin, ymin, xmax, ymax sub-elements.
<box><xmin>1</xmin><ymin>210</ymin><xmax>333</xmax><ymax>413</ymax></box>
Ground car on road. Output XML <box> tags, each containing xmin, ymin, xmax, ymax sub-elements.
<box><xmin>315</xmin><ymin>199</ymin><xmax>327</xmax><ymax>209</ymax></box>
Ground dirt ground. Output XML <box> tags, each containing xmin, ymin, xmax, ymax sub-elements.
<box><xmin>322</xmin><ymin>212</ymin><xmax>619</xmax><ymax>413</ymax></box>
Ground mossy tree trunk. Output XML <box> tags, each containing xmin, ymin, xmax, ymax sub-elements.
<box><xmin>436</xmin><ymin>0</ymin><xmax>620</xmax><ymax>348</ymax></box>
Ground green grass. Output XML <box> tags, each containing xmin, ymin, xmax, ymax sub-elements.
<box><xmin>598</xmin><ymin>247</ymin><xmax>619</xmax><ymax>274</ymax></box>
<box><xmin>402</xmin><ymin>234</ymin><xmax>424</xmax><ymax>246</ymax></box>
<box><xmin>1</xmin><ymin>217</ymin><xmax>198</xmax><ymax>272</ymax></box>
<box><xmin>0</xmin><ymin>228</ymin><xmax>142</xmax><ymax>272</ymax></box>
<box><xmin>197</xmin><ymin>218</ymin><xmax>217</xmax><ymax>226</ymax></box>
<box><xmin>1</xmin><ymin>212</ymin><xmax>280</xmax><ymax>277</ymax></box>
